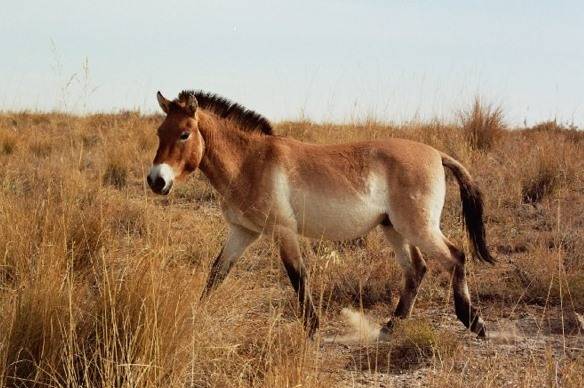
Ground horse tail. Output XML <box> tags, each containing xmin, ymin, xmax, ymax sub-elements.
<box><xmin>441</xmin><ymin>152</ymin><xmax>495</xmax><ymax>265</ymax></box>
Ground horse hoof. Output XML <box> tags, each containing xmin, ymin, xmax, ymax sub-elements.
<box><xmin>476</xmin><ymin>326</ymin><xmax>487</xmax><ymax>339</ymax></box>
<box><xmin>377</xmin><ymin>321</ymin><xmax>396</xmax><ymax>341</ymax></box>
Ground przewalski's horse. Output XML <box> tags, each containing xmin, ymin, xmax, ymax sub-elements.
<box><xmin>147</xmin><ymin>90</ymin><xmax>495</xmax><ymax>338</ymax></box>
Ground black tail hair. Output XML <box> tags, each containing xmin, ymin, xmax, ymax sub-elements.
<box><xmin>442</xmin><ymin>154</ymin><xmax>495</xmax><ymax>265</ymax></box>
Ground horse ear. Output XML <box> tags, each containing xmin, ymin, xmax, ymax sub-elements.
<box><xmin>157</xmin><ymin>91</ymin><xmax>170</xmax><ymax>114</ymax></box>
<box><xmin>181</xmin><ymin>93</ymin><xmax>198</xmax><ymax>117</ymax></box>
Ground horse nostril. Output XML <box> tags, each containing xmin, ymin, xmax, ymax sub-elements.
<box><xmin>146</xmin><ymin>175</ymin><xmax>153</xmax><ymax>187</ymax></box>
<box><xmin>154</xmin><ymin>176</ymin><xmax>166</xmax><ymax>191</ymax></box>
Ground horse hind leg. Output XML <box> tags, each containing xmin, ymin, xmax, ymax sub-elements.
<box><xmin>412</xmin><ymin>229</ymin><xmax>487</xmax><ymax>338</ymax></box>
<box><xmin>381</xmin><ymin>227</ymin><xmax>427</xmax><ymax>332</ymax></box>
<box><xmin>445</xmin><ymin>239</ymin><xmax>487</xmax><ymax>338</ymax></box>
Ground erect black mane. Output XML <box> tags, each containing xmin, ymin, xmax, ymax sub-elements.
<box><xmin>175</xmin><ymin>90</ymin><xmax>273</xmax><ymax>135</ymax></box>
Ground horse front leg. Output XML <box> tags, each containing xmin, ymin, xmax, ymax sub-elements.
<box><xmin>276</xmin><ymin>228</ymin><xmax>319</xmax><ymax>337</ymax></box>
<box><xmin>201</xmin><ymin>223</ymin><xmax>259</xmax><ymax>298</ymax></box>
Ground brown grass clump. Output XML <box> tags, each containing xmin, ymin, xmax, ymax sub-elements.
<box><xmin>0</xmin><ymin>130</ymin><xmax>17</xmax><ymax>155</ymax></box>
<box><xmin>519</xmin><ymin>135</ymin><xmax>578</xmax><ymax>204</ymax></box>
<box><xmin>388</xmin><ymin>319</ymin><xmax>460</xmax><ymax>367</ymax></box>
<box><xmin>347</xmin><ymin>319</ymin><xmax>460</xmax><ymax>373</ymax></box>
<box><xmin>459</xmin><ymin>97</ymin><xmax>505</xmax><ymax>151</ymax></box>
<box><xmin>521</xmin><ymin>151</ymin><xmax>564</xmax><ymax>204</ymax></box>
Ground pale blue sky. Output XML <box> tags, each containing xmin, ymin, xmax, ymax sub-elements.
<box><xmin>1</xmin><ymin>1</ymin><xmax>583</xmax><ymax>125</ymax></box>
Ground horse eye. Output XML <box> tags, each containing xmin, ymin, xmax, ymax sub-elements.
<box><xmin>179</xmin><ymin>131</ymin><xmax>190</xmax><ymax>141</ymax></box>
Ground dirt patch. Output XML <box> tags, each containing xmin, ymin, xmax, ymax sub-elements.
<box><xmin>319</xmin><ymin>304</ymin><xmax>584</xmax><ymax>387</ymax></box>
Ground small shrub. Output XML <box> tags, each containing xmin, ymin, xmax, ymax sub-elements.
<box><xmin>459</xmin><ymin>97</ymin><xmax>505</xmax><ymax>151</ymax></box>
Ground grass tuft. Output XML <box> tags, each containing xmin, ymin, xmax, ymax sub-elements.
<box><xmin>521</xmin><ymin>160</ymin><xmax>562</xmax><ymax>204</ymax></box>
<box><xmin>102</xmin><ymin>153</ymin><xmax>128</xmax><ymax>189</ymax></box>
<box><xmin>520</xmin><ymin>140</ymin><xmax>574</xmax><ymax>204</ymax></box>
<box><xmin>348</xmin><ymin>319</ymin><xmax>460</xmax><ymax>373</ymax></box>
<box><xmin>459</xmin><ymin>97</ymin><xmax>505</xmax><ymax>151</ymax></box>
<box><xmin>0</xmin><ymin>130</ymin><xmax>17</xmax><ymax>155</ymax></box>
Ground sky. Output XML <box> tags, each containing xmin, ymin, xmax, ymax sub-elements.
<box><xmin>1</xmin><ymin>1</ymin><xmax>583</xmax><ymax>126</ymax></box>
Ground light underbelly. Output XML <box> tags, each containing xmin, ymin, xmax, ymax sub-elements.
<box><xmin>291</xmin><ymin>193</ymin><xmax>387</xmax><ymax>240</ymax></box>
<box><xmin>271</xmin><ymin>169</ymin><xmax>390</xmax><ymax>241</ymax></box>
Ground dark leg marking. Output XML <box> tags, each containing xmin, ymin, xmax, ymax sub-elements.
<box><xmin>393</xmin><ymin>246</ymin><xmax>427</xmax><ymax>318</ymax></box>
<box><xmin>201</xmin><ymin>248</ymin><xmax>228</xmax><ymax>299</ymax></box>
<box><xmin>447</xmin><ymin>243</ymin><xmax>487</xmax><ymax>338</ymax></box>
<box><xmin>280</xmin><ymin>245</ymin><xmax>319</xmax><ymax>337</ymax></box>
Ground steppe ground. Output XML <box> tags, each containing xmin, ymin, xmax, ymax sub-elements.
<box><xmin>0</xmin><ymin>104</ymin><xmax>583</xmax><ymax>387</ymax></box>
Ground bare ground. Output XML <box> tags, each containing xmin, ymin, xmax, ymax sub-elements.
<box><xmin>320</xmin><ymin>304</ymin><xmax>584</xmax><ymax>387</ymax></box>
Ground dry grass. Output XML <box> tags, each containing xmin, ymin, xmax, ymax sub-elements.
<box><xmin>0</xmin><ymin>130</ymin><xmax>17</xmax><ymax>156</ymax></box>
<box><xmin>102</xmin><ymin>153</ymin><xmax>129</xmax><ymax>189</ymax></box>
<box><xmin>519</xmin><ymin>130</ymin><xmax>579</xmax><ymax>204</ymax></box>
<box><xmin>459</xmin><ymin>97</ymin><xmax>505</xmax><ymax>151</ymax></box>
<box><xmin>346</xmin><ymin>319</ymin><xmax>461</xmax><ymax>374</ymax></box>
<box><xmin>0</xmin><ymin>109</ymin><xmax>583</xmax><ymax>387</ymax></box>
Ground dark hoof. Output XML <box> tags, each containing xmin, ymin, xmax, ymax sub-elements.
<box><xmin>475</xmin><ymin>325</ymin><xmax>487</xmax><ymax>339</ymax></box>
<box><xmin>470</xmin><ymin>317</ymin><xmax>487</xmax><ymax>339</ymax></box>
<box><xmin>378</xmin><ymin>320</ymin><xmax>397</xmax><ymax>341</ymax></box>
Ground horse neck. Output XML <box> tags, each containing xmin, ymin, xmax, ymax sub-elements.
<box><xmin>197</xmin><ymin>112</ymin><xmax>265</xmax><ymax>197</ymax></box>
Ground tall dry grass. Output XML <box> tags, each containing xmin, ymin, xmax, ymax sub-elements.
<box><xmin>0</xmin><ymin>108</ymin><xmax>583</xmax><ymax>387</ymax></box>
<box><xmin>459</xmin><ymin>97</ymin><xmax>505</xmax><ymax>151</ymax></box>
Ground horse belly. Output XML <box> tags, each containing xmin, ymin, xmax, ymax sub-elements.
<box><xmin>292</xmin><ymin>194</ymin><xmax>386</xmax><ymax>240</ymax></box>
<box><xmin>272</xmin><ymin>169</ymin><xmax>389</xmax><ymax>241</ymax></box>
